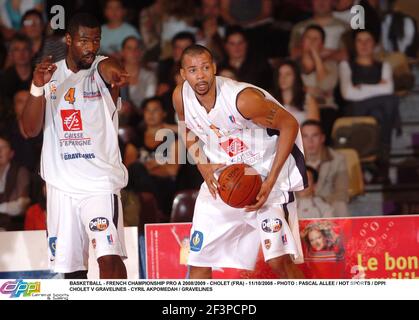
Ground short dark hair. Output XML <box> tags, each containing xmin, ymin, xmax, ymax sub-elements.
<box><xmin>141</xmin><ymin>96</ymin><xmax>164</xmax><ymax>110</ymax></box>
<box><xmin>121</xmin><ymin>36</ymin><xmax>144</xmax><ymax>50</ymax></box>
<box><xmin>10</xmin><ymin>34</ymin><xmax>31</xmax><ymax>48</ymax></box>
<box><xmin>172</xmin><ymin>31</ymin><xmax>196</xmax><ymax>46</ymax></box>
<box><xmin>21</xmin><ymin>9</ymin><xmax>44</xmax><ymax>27</ymax></box>
<box><xmin>301</xmin><ymin>119</ymin><xmax>324</xmax><ymax>133</ymax></box>
<box><xmin>303</xmin><ymin>24</ymin><xmax>326</xmax><ymax>43</ymax></box>
<box><xmin>180</xmin><ymin>44</ymin><xmax>214</xmax><ymax>68</ymax></box>
<box><xmin>225</xmin><ymin>25</ymin><xmax>248</xmax><ymax>42</ymax></box>
<box><xmin>0</xmin><ymin>132</ymin><xmax>13</xmax><ymax>150</ymax></box>
<box><xmin>352</xmin><ymin>28</ymin><xmax>378</xmax><ymax>44</ymax></box>
<box><xmin>67</xmin><ymin>12</ymin><xmax>101</xmax><ymax>36</ymax></box>
<box><xmin>305</xmin><ymin>165</ymin><xmax>319</xmax><ymax>184</ymax></box>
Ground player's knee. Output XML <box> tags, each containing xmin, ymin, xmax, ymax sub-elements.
<box><xmin>189</xmin><ymin>266</ymin><xmax>212</xmax><ymax>279</ymax></box>
<box><xmin>98</xmin><ymin>255</ymin><xmax>123</xmax><ymax>271</ymax></box>
<box><xmin>267</xmin><ymin>255</ymin><xmax>291</xmax><ymax>273</ymax></box>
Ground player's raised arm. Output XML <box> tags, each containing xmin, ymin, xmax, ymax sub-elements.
<box><xmin>172</xmin><ymin>84</ymin><xmax>223</xmax><ymax>199</ymax></box>
<box><xmin>237</xmin><ymin>88</ymin><xmax>299</xmax><ymax>211</ymax></box>
<box><xmin>22</xmin><ymin>55</ymin><xmax>57</xmax><ymax>137</ymax></box>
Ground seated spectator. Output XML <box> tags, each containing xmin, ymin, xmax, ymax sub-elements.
<box><xmin>382</xmin><ymin>2</ymin><xmax>418</xmax><ymax>58</ymax></box>
<box><xmin>218</xmin><ymin>25</ymin><xmax>273</xmax><ymax>91</ymax></box>
<box><xmin>297</xmin><ymin>165</ymin><xmax>334</xmax><ymax>218</ymax></box>
<box><xmin>0</xmin><ymin>0</ymin><xmax>45</xmax><ymax>40</ymax></box>
<box><xmin>290</xmin><ymin>0</ymin><xmax>348</xmax><ymax>61</ymax></box>
<box><xmin>20</xmin><ymin>9</ymin><xmax>44</xmax><ymax>64</ymax></box>
<box><xmin>0</xmin><ymin>34</ymin><xmax>33</xmax><ymax>100</ymax></box>
<box><xmin>220</xmin><ymin>0</ymin><xmax>273</xmax><ymax>58</ymax></box>
<box><xmin>157</xmin><ymin>31</ymin><xmax>195</xmax><ymax>97</ymax></box>
<box><xmin>24</xmin><ymin>181</ymin><xmax>46</xmax><ymax>230</ymax></box>
<box><xmin>195</xmin><ymin>0</ymin><xmax>226</xmax><ymax>63</ymax></box>
<box><xmin>275</xmin><ymin>59</ymin><xmax>320</xmax><ymax>124</ymax></box>
<box><xmin>298</xmin><ymin>25</ymin><xmax>339</xmax><ymax>141</ymax></box>
<box><xmin>120</xmin><ymin>36</ymin><xmax>157</xmax><ymax>112</ymax></box>
<box><xmin>159</xmin><ymin>0</ymin><xmax>197</xmax><ymax>59</ymax></box>
<box><xmin>301</xmin><ymin>120</ymin><xmax>349</xmax><ymax>217</ymax></box>
<box><xmin>125</xmin><ymin>97</ymin><xmax>179</xmax><ymax>217</ymax></box>
<box><xmin>10</xmin><ymin>90</ymin><xmax>42</xmax><ymax>171</ymax></box>
<box><xmin>139</xmin><ymin>0</ymin><xmax>164</xmax><ymax>64</ymax></box>
<box><xmin>339</xmin><ymin>29</ymin><xmax>399</xmax><ymax>182</ymax></box>
<box><xmin>0</xmin><ymin>133</ymin><xmax>31</xmax><ymax>231</ymax></box>
<box><xmin>20</xmin><ymin>9</ymin><xmax>66</xmax><ymax>64</ymax></box>
<box><xmin>100</xmin><ymin>0</ymin><xmax>141</xmax><ymax>56</ymax></box>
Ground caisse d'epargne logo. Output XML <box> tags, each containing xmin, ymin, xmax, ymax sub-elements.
<box><xmin>0</xmin><ymin>280</ymin><xmax>41</xmax><ymax>298</ymax></box>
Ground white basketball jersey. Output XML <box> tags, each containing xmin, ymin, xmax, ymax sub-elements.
<box><xmin>182</xmin><ymin>76</ymin><xmax>307</xmax><ymax>192</ymax></box>
<box><xmin>41</xmin><ymin>56</ymin><xmax>128</xmax><ymax>194</ymax></box>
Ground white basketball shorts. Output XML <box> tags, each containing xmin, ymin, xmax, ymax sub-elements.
<box><xmin>188</xmin><ymin>183</ymin><xmax>304</xmax><ymax>270</ymax></box>
<box><xmin>46</xmin><ymin>184</ymin><xmax>127</xmax><ymax>273</ymax></box>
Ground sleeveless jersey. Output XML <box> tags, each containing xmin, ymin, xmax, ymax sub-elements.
<box><xmin>40</xmin><ymin>56</ymin><xmax>128</xmax><ymax>194</ymax></box>
<box><xmin>182</xmin><ymin>76</ymin><xmax>307</xmax><ymax>192</ymax></box>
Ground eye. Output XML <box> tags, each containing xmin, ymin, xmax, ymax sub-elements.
<box><xmin>189</xmin><ymin>68</ymin><xmax>195</xmax><ymax>73</ymax></box>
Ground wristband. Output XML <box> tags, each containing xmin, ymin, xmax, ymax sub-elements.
<box><xmin>30</xmin><ymin>82</ymin><xmax>44</xmax><ymax>97</ymax></box>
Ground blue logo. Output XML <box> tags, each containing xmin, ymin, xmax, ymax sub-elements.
<box><xmin>49</xmin><ymin>237</ymin><xmax>57</xmax><ymax>257</ymax></box>
<box><xmin>190</xmin><ymin>231</ymin><xmax>204</xmax><ymax>252</ymax></box>
<box><xmin>229</xmin><ymin>115</ymin><xmax>236</xmax><ymax>123</ymax></box>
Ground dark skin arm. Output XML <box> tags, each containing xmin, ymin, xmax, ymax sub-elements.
<box><xmin>98</xmin><ymin>57</ymin><xmax>130</xmax><ymax>104</ymax></box>
<box><xmin>21</xmin><ymin>56</ymin><xmax>56</xmax><ymax>138</ymax></box>
<box><xmin>236</xmin><ymin>88</ymin><xmax>299</xmax><ymax>212</ymax></box>
<box><xmin>172</xmin><ymin>85</ymin><xmax>224</xmax><ymax>199</ymax></box>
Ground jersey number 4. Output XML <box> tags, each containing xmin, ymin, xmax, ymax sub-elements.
<box><xmin>64</xmin><ymin>88</ymin><xmax>76</xmax><ymax>104</ymax></box>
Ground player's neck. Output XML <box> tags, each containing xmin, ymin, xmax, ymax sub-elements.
<box><xmin>195</xmin><ymin>82</ymin><xmax>217</xmax><ymax>113</ymax></box>
<box><xmin>65</xmin><ymin>56</ymin><xmax>80</xmax><ymax>73</ymax></box>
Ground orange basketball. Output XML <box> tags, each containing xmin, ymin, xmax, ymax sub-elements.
<box><xmin>218</xmin><ymin>164</ymin><xmax>262</xmax><ymax>208</ymax></box>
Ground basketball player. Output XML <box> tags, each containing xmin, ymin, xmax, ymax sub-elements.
<box><xmin>173</xmin><ymin>45</ymin><xmax>308</xmax><ymax>279</ymax></box>
<box><xmin>21</xmin><ymin>13</ymin><xmax>129</xmax><ymax>279</ymax></box>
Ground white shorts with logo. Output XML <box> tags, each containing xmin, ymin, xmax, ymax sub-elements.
<box><xmin>46</xmin><ymin>184</ymin><xmax>127</xmax><ymax>273</ymax></box>
<box><xmin>188</xmin><ymin>183</ymin><xmax>304</xmax><ymax>270</ymax></box>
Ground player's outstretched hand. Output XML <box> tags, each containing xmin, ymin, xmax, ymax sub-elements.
<box><xmin>198</xmin><ymin>163</ymin><xmax>225</xmax><ymax>200</ymax></box>
<box><xmin>33</xmin><ymin>56</ymin><xmax>57</xmax><ymax>87</ymax></box>
<box><xmin>244</xmin><ymin>178</ymin><xmax>274</xmax><ymax>212</ymax></box>
<box><xmin>110</xmin><ymin>70</ymin><xmax>130</xmax><ymax>88</ymax></box>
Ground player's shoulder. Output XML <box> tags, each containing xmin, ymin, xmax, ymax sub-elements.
<box><xmin>172</xmin><ymin>82</ymin><xmax>185</xmax><ymax>114</ymax></box>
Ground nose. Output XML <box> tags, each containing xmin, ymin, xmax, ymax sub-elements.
<box><xmin>84</xmin><ymin>41</ymin><xmax>94</xmax><ymax>52</ymax></box>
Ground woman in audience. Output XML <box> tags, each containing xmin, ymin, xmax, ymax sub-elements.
<box><xmin>121</xmin><ymin>36</ymin><xmax>157</xmax><ymax>112</ymax></box>
<box><xmin>339</xmin><ymin>29</ymin><xmax>399</xmax><ymax>183</ymax></box>
<box><xmin>276</xmin><ymin>60</ymin><xmax>320</xmax><ymax>124</ymax></box>
<box><xmin>125</xmin><ymin>97</ymin><xmax>179</xmax><ymax>218</ymax></box>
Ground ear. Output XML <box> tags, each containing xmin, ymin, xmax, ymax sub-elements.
<box><xmin>213</xmin><ymin>62</ymin><xmax>217</xmax><ymax>75</ymax></box>
<box><xmin>180</xmin><ymin>68</ymin><xmax>186</xmax><ymax>81</ymax></box>
<box><xmin>65</xmin><ymin>33</ymin><xmax>72</xmax><ymax>47</ymax></box>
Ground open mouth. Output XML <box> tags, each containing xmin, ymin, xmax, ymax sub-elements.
<box><xmin>196</xmin><ymin>82</ymin><xmax>208</xmax><ymax>91</ymax></box>
<box><xmin>83</xmin><ymin>55</ymin><xmax>95</xmax><ymax>63</ymax></box>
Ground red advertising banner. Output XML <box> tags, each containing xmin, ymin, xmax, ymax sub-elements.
<box><xmin>145</xmin><ymin>216</ymin><xmax>419</xmax><ymax>279</ymax></box>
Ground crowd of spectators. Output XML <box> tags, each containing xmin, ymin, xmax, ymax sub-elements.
<box><xmin>0</xmin><ymin>0</ymin><xmax>418</xmax><ymax>229</ymax></box>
